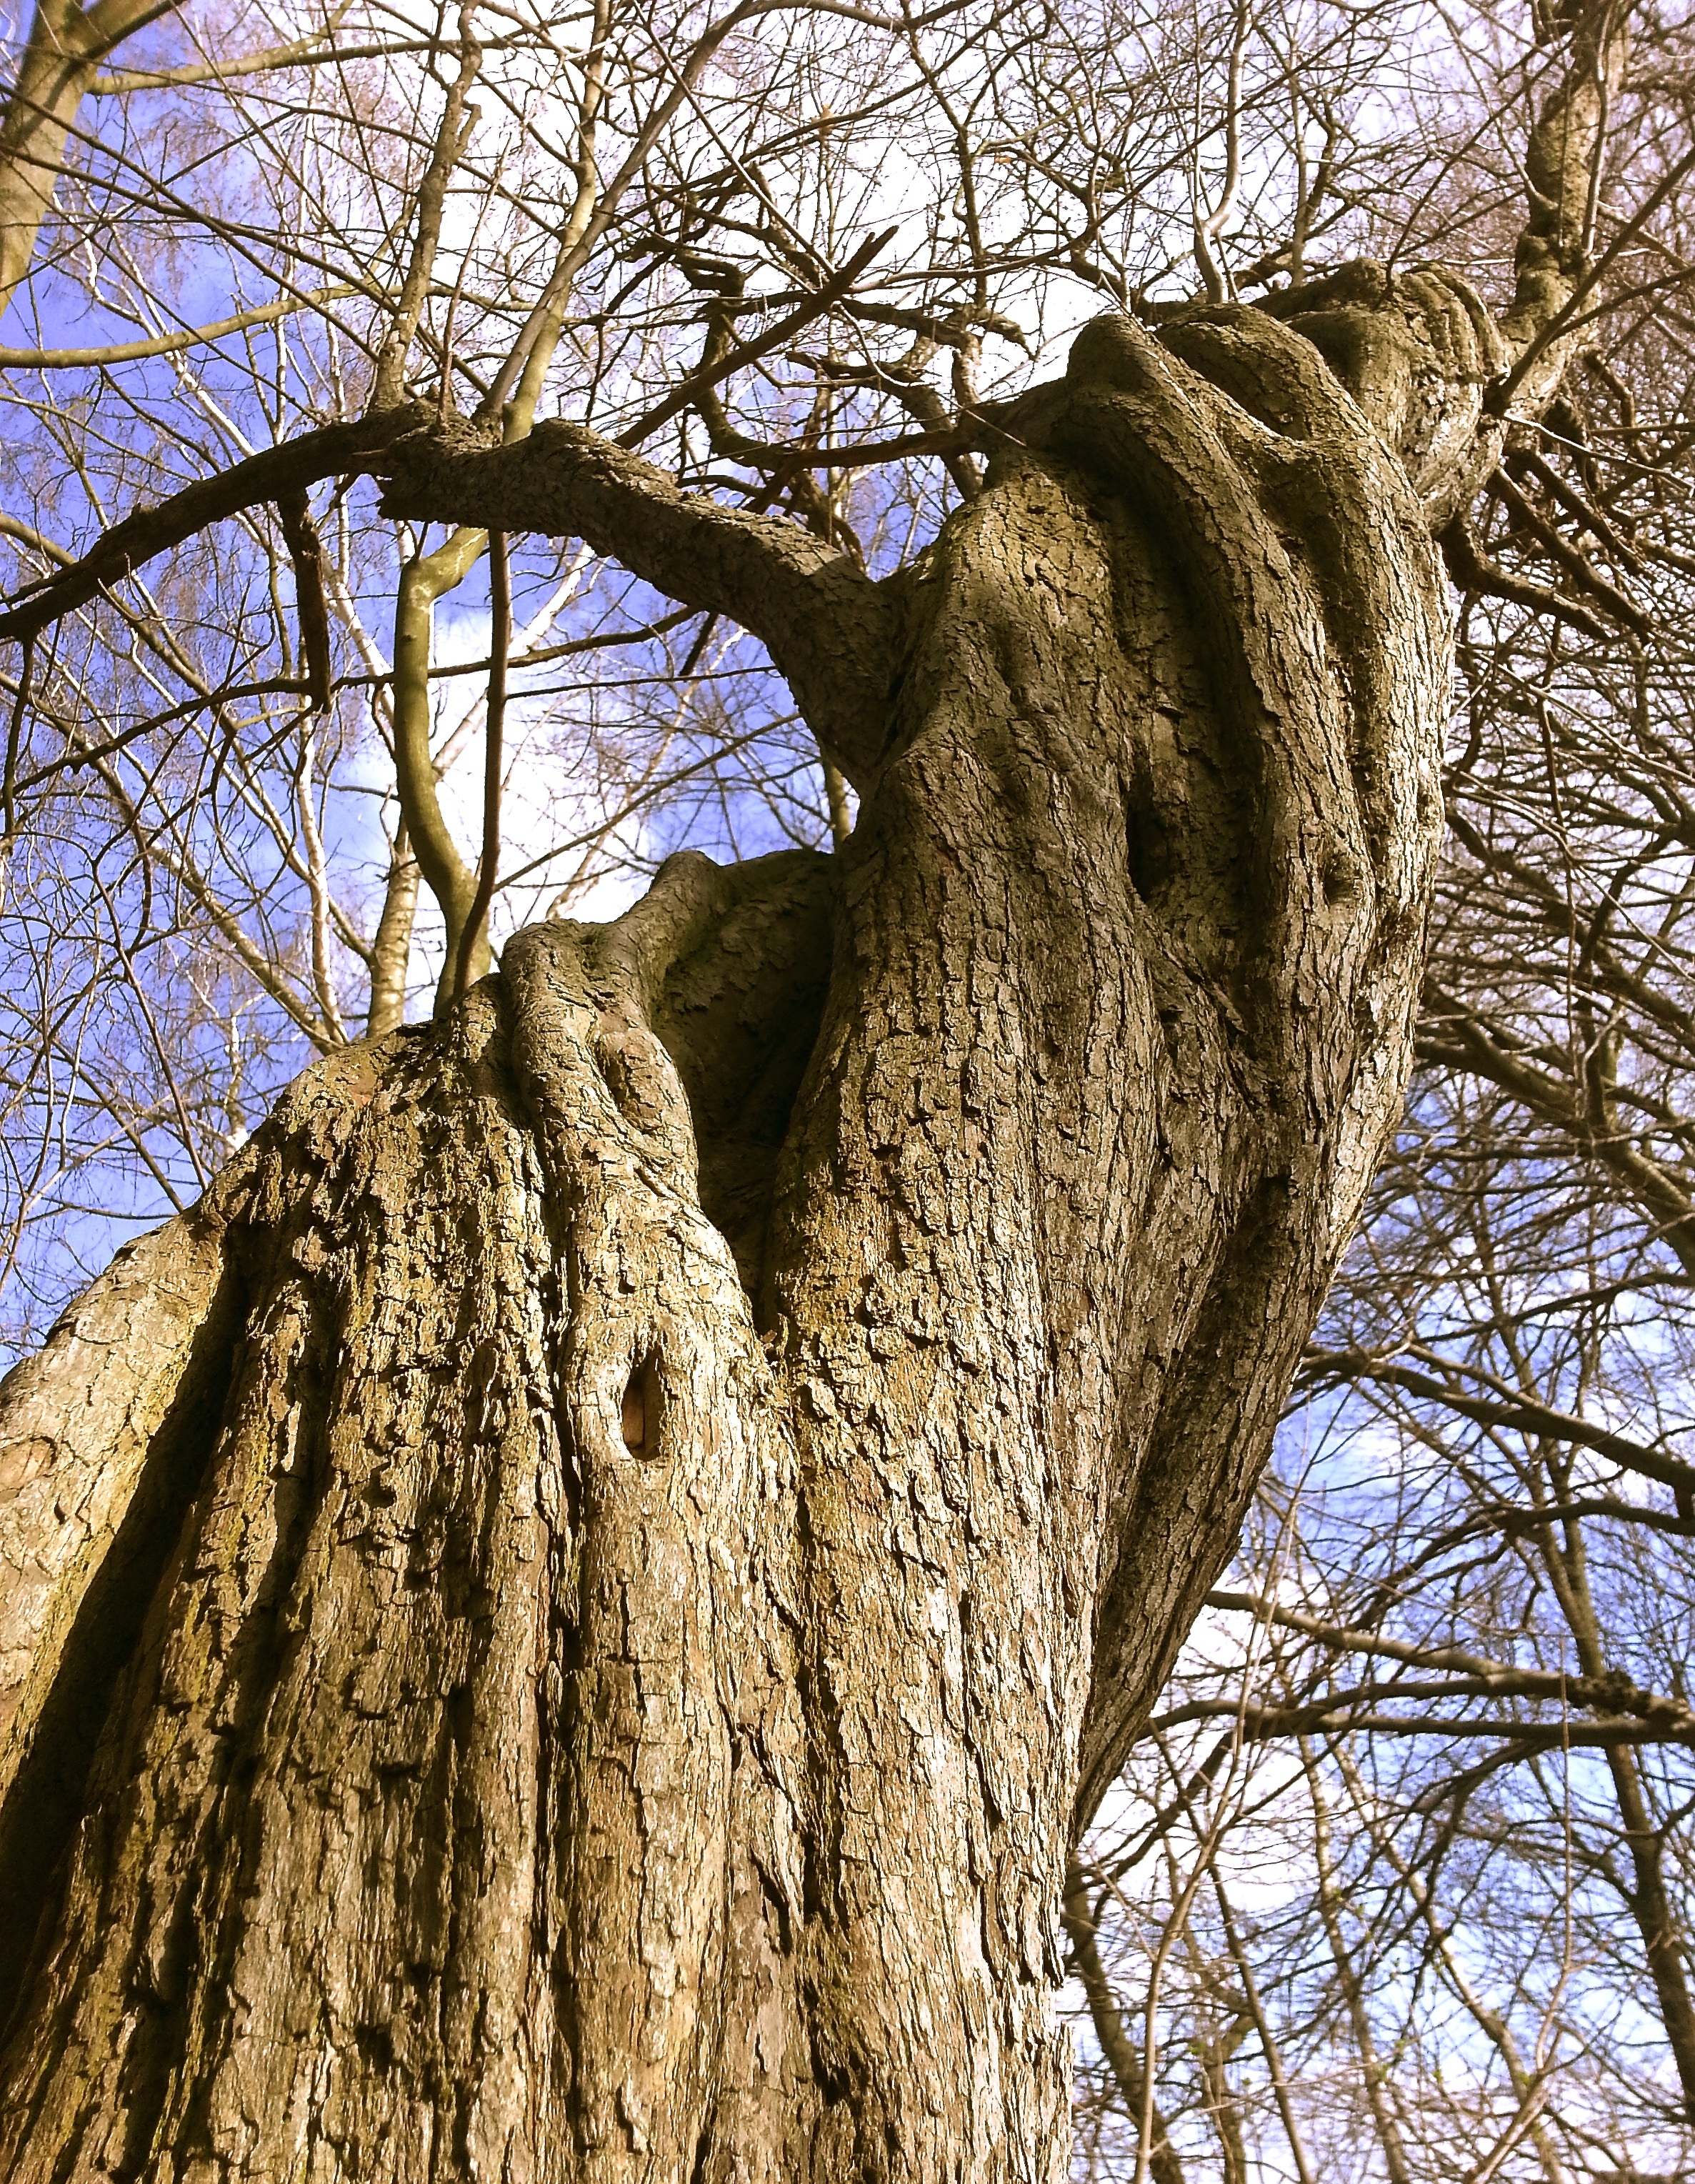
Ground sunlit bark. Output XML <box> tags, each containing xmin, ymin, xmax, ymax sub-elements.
<box><xmin>0</xmin><ymin>4</ymin><xmax>1643</xmax><ymax>2172</ymax></box>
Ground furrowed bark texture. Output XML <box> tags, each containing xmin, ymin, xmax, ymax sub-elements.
<box><xmin>0</xmin><ymin>304</ymin><xmax>1449</xmax><ymax>2180</ymax></box>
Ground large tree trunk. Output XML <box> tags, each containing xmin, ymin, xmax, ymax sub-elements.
<box><xmin>0</xmin><ymin>305</ymin><xmax>1451</xmax><ymax>2178</ymax></box>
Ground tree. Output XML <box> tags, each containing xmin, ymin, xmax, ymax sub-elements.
<box><xmin>0</xmin><ymin>0</ymin><xmax>1664</xmax><ymax>2173</ymax></box>
<box><xmin>1067</xmin><ymin>231</ymin><xmax>1695</xmax><ymax>2180</ymax></box>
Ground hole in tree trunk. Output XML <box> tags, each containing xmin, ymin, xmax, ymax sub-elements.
<box><xmin>620</xmin><ymin>1365</ymin><xmax>649</xmax><ymax>1455</ymax></box>
<box><xmin>354</xmin><ymin>2021</ymin><xmax>396</xmax><ymax>2072</ymax></box>
<box><xmin>1124</xmin><ymin>795</ymin><xmax>1173</xmax><ymax>903</ymax></box>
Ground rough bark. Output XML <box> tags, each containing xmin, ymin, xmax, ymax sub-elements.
<box><xmin>0</xmin><ymin>301</ymin><xmax>1454</xmax><ymax>2180</ymax></box>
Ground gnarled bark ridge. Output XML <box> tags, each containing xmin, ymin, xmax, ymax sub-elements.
<box><xmin>0</xmin><ymin>303</ymin><xmax>1451</xmax><ymax>2180</ymax></box>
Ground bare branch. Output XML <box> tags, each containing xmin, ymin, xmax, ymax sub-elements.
<box><xmin>0</xmin><ymin>405</ymin><xmax>428</xmax><ymax>646</ymax></box>
<box><xmin>379</xmin><ymin>419</ymin><xmax>899</xmax><ymax>782</ymax></box>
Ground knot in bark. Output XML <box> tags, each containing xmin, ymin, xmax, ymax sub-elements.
<box><xmin>1255</xmin><ymin>260</ymin><xmax>1507</xmax><ymax>523</ymax></box>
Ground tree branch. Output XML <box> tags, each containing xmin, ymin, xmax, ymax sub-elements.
<box><xmin>378</xmin><ymin>419</ymin><xmax>899</xmax><ymax>783</ymax></box>
<box><xmin>0</xmin><ymin>282</ymin><xmax>363</xmax><ymax>369</ymax></box>
<box><xmin>1496</xmin><ymin>4</ymin><xmax>1662</xmax><ymax>413</ymax></box>
<box><xmin>370</xmin><ymin>4</ymin><xmax>482</xmax><ymax>412</ymax></box>
<box><xmin>0</xmin><ymin>404</ymin><xmax>428</xmax><ymax>646</ymax></box>
<box><xmin>1152</xmin><ymin>1698</ymin><xmax>1693</xmax><ymax>1750</ymax></box>
<box><xmin>1204</xmin><ymin>1589</ymin><xmax>1695</xmax><ymax>1734</ymax></box>
<box><xmin>1061</xmin><ymin>1858</ymin><xmax>1189</xmax><ymax>2184</ymax></box>
<box><xmin>449</xmin><ymin>529</ymin><xmax>506</xmax><ymax>1006</ymax></box>
<box><xmin>1416</xmin><ymin>975</ymin><xmax>1695</xmax><ymax>1274</ymax></box>
<box><xmin>276</xmin><ymin>490</ymin><xmax>332</xmax><ymax>714</ymax></box>
<box><xmin>1439</xmin><ymin>512</ymin><xmax>1610</xmax><ymax>639</ymax></box>
<box><xmin>612</xmin><ymin>225</ymin><xmax>896</xmax><ymax>453</ymax></box>
<box><xmin>1301</xmin><ymin>1345</ymin><xmax>1695</xmax><ymax>1493</ymax></box>
<box><xmin>86</xmin><ymin>7</ymin><xmax>358</xmax><ymax>91</ymax></box>
<box><xmin>0</xmin><ymin>0</ymin><xmax>184</xmax><ymax>311</ymax></box>
<box><xmin>1486</xmin><ymin>464</ymin><xmax>1648</xmax><ymax>632</ymax></box>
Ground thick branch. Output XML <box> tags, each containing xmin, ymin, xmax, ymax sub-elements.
<box><xmin>1500</xmin><ymin>0</ymin><xmax>1636</xmax><ymax>382</ymax></box>
<box><xmin>0</xmin><ymin>405</ymin><xmax>427</xmax><ymax>644</ymax></box>
<box><xmin>276</xmin><ymin>490</ymin><xmax>332</xmax><ymax>712</ymax></box>
<box><xmin>390</xmin><ymin>527</ymin><xmax>485</xmax><ymax>1007</ymax></box>
<box><xmin>1250</xmin><ymin>9</ymin><xmax>1634</xmax><ymax>529</ymax></box>
<box><xmin>369</xmin><ymin>4</ymin><xmax>481</xmax><ymax>412</ymax></box>
<box><xmin>365</xmin><ymin>822</ymin><xmax>419</xmax><ymax>1037</ymax></box>
<box><xmin>449</xmin><ymin>528</ymin><xmax>507</xmax><ymax>1006</ymax></box>
<box><xmin>379</xmin><ymin>420</ymin><xmax>899</xmax><ymax>783</ymax></box>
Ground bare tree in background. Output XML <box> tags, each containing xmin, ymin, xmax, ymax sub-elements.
<box><xmin>0</xmin><ymin>0</ymin><xmax>1681</xmax><ymax>2174</ymax></box>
